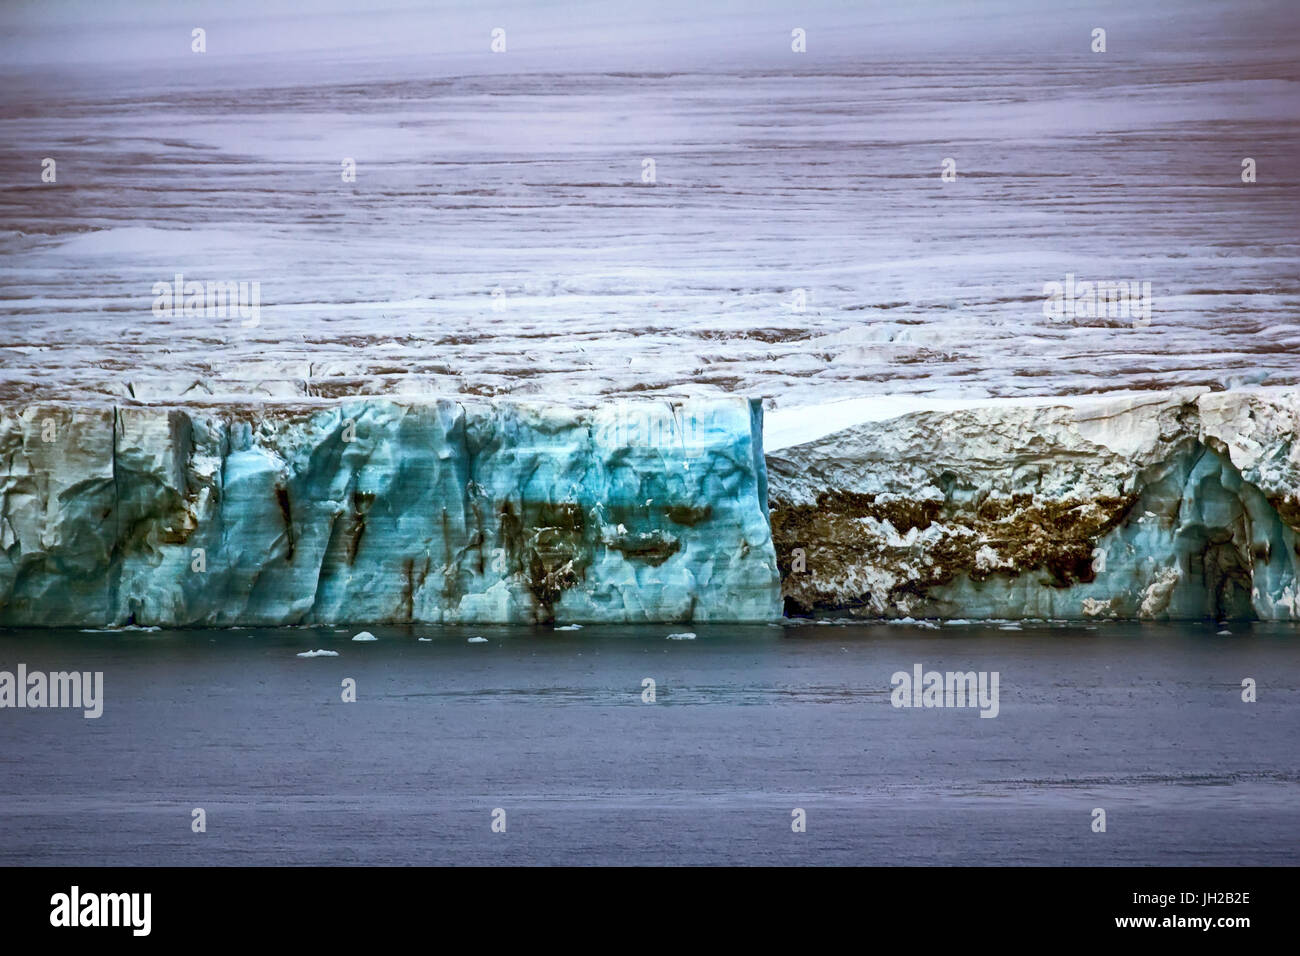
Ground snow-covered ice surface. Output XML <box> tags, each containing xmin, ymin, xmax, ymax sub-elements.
<box><xmin>1</xmin><ymin>0</ymin><xmax>1297</xmax><ymax>407</ymax></box>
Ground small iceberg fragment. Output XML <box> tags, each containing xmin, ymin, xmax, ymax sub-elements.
<box><xmin>297</xmin><ymin>649</ymin><xmax>339</xmax><ymax>658</ymax></box>
<box><xmin>1216</xmin><ymin>629</ymin><xmax>1232</xmax><ymax>636</ymax></box>
<box><xmin>666</xmin><ymin>632</ymin><xmax>696</xmax><ymax>640</ymax></box>
<box><xmin>352</xmin><ymin>631</ymin><xmax>378</xmax><ymax>641</ymax></box>
<box><xmin>467</xmin><ymin>636</ymin><xmax>488</xmax><ymax>644</ymax></box>
<box><xmin>79</xmin><ymin>625</ymin><xmax>162</xmax><ymax>633</ymax></box>
<box><xmin>554</xmin><ymin>624</ymin><xmax>583</xmax><ymax>631</ymax></box>
<box><xmin>417</xmin><ymin>637</ymin><xmax>433</xmax><ymax>642</ymax></box>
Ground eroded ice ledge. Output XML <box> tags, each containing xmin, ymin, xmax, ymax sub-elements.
<box><xmin>0</xmin><ymin>397</ymin><xmax>780</xmax><ymax>626</ymax></box>
<box><xmin>766</xmin><ymin>387</ymin><xmax>1300</xmax><ymax>621</ymax></box>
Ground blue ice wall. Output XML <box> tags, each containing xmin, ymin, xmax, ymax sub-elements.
<box><xmin>0</xmin><ymin>398</ymin><xmax>781</xmax><ymax>626</ymax></box>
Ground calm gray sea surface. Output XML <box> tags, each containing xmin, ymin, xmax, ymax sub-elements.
<box><xmin>0</xmin><ymin>621</ymin><xmax>1296</xmax><ymax>865</ymax></box>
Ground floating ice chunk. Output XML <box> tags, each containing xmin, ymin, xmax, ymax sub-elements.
<box><xmin>417</xmin><ymin>637</ymin><xmax>433</xmax><ymax>642</ymax></box>
<box><xmin>1216</xmin><ymin>629</ymin><xmax>1232</xmax><ymax>636</ymax></box>
<box><xmin>554</xmin><ymin>624</ymin><xmax>583</xmax><ymax>631</ymax></box>
<box><xmin>352</xmin><ymin>631</ymin><xmax>378</xmax><ymax>641</ymax></box>
<box><xmin>467</xmin><ymin>636</ymin><xmax>488</xmax><ymax>643</ymax></box>
<box><xmin>80</xmin><ymin>625</ymin><xmax>161</xmax><ymax>632</ymax></box>
<box><xmin>947</xmin><ymin>619</ymin><xmax>972</xmax><ymax>625</ymax></box>
<box><xmin>666</xmin><ymin>632</ymin><xmax>696</xmax><ymax>640</ymax></box>
<box><xmin>297</xmin><ymin>649</ymin><xmax>339</xmax><ymax>658</ymax></box>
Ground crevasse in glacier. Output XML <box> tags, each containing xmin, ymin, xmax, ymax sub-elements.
<box><xmin>0</xmin><ymin>398</ymin><xmax>781</xmax><ymax>626</ymax></box>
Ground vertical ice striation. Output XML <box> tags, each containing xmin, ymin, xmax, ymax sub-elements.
<box><xmin>0</xmin><ymin>398</ymin><xmax>781</xmax><ymax>626</ymax></box>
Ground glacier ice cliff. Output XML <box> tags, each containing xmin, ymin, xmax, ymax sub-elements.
<box><xmin>767</xmin><ymin>387</ymin><xmax>1300</xmax><ymax>621</ymax></box>
<box><xmin>7</xmin><ymin>386</ymin><xmax>1300</xmax><ymax>627</ymax></box>
<box><xmin>0</xmin><ymin>398</ymin><xmax>780</xmax><ymax>626</ymax></box>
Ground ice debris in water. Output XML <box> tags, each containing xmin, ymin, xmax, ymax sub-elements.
<box><xmin>352</xmin><ymin>631</ymin><xmax>378</xmax><ymax>641</ymax></box>
<box><xmin>297</xmin><ymin>649</ymin><xmax>339</xmax><ymax>658</ymax></box>
<box><xmin>417</xmin><ymin>637</ymin><xmax>433</xmax><ymax>642</ymax></box>
<box><xmin>467</xmin><ymin>636</ymin><xmax>488</xmax><ymax>643</ymax></box>
<box><xmin>666</xmin><ymin>632</ymin><xmax>697</xmax><ymax>640</ymax></box>
<box><xmin>79</xmin><ymin>625</ymin><xmax>161</xmax><ymax>633</ymax></box>
<box><xmin>554</xmin><ymin>624</ymin><xmax>583</xmax><ymax>631</ymax></box>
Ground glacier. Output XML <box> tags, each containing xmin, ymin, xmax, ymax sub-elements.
<box><xmin>0</xmin><ymin>398</ymin><xmax>780</xmax><ymax>626</ymax></box>
<box><xmin>767</xmin><ymin>387</ymin><xmax>1300</xmax><ymax>622</ymax></box>
<box><xmin>5</xmin><ymin>387</ymin><xmax>1300</xmax><ymax>626</ymax></box>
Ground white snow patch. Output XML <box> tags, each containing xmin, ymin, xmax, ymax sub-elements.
<box><xmin>52</xmin><ymin>226</ymin><xmax>257</xmax><ymax>259</ymax></box>
<box><xmin>1081</xmin><ymin>598</ymin><xmax>1114</xmax><ymax>618</ymax></box>
<box><xmin>763</xmin><ymin>391</ymin><xmax>1199</xmax><ymax>452</ymax></box>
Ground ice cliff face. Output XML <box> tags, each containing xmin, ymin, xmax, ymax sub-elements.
<box><xmin>0</xmin><ymin>398</ymin><xmax>780</xmax><ymax>626</ymax></box>
<box><xmin>7</xmin><ymin>386</ymin><xmax>1298</xmax><ymax>627</ymax></box>
<box><xmin>767</xmin><ymin>388</ymin><xmax>1300</xmax><ymax>621</ymax></box>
